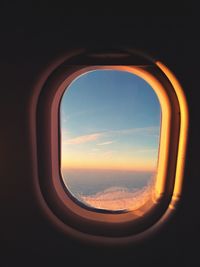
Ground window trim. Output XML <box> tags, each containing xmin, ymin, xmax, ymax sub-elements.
<box><xmin>156</xmin><ymin>61</ymin><xmax>189</xmax><ymax>206</ymax></box>
<box><xmin>55</xmin><ymin>65</ymin><xmax>171</xmax><ymax>221</ymax></box>
<box><xmin>35</xmin><ymin>50</ymin><xmax>188</xmax><ymax>243</ymax></box>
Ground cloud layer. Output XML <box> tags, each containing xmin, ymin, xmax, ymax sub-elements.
<box><xmin>79</xmin><ymin>185</ymin><xmax>152</xmax><ymax>212</ymax></box>
<box><xmin>97</xmin><ymin>141</ymin><xmax>115</xmax><ymax>146</ymax></box>
<box><xmin>63</xmin><ymin>133</ymin><xmax>102</xmax><ymax>145</ymax></box>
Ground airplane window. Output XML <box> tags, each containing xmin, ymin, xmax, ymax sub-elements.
<box><xmin>60</xmin><ymin>70</ymin><xmax>161</xmax><ymax>212</ymax></box>
<box><xmin>36</xmin><ymin>51</ymin><xmax>188</xmax><ymax>242</ymax></box>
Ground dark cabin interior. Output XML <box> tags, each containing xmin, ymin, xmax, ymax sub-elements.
<box><xmin>0</xmin><ymin>6</ymin><xmax>199</xmax><ymax>266</ymax></box>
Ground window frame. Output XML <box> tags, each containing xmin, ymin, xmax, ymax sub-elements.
<box><xmin>35</xmin><ymin>49</ymin><xmax>188</xmax><ymax>243</ymax></box>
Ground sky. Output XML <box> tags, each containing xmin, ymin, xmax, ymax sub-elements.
<box><xmin>60</xmin><ymin>69</ymin><xmax>161</xmax><ymax>172</ymax></box>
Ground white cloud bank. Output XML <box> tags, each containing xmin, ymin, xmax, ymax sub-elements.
<box><xmin>79</xmin><ymin>185</ymin><xmax>153</xmax><ymax>212</ymax></box>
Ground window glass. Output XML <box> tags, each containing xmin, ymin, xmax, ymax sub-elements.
<box><xmin>60</xmin><ymin>70</ymin><xmax>161</xmax><ymax>212</ymax></box>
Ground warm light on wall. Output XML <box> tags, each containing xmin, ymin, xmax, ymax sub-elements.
<box><xmin>36</xmin><ymin>49</ymin><xmax>189</xmax><ymax>244</ymax></box>
<box><xmin>156</xmin><ymin>61</ymin><xmax>189</xmax><ymax>206</ymax></box>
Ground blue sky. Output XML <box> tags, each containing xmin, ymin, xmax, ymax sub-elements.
<box><xmin>60</xmin><ymin>69</ymin><xmax>161</xmax><ymax>171</ymax></box>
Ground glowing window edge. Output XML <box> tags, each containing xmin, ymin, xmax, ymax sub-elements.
<box><xmin>33</xmin><ymin>54</ymin><xmax>189</xmax><ymax>243</ymax></box>
<box><xmin>48</xmin><ymin>64</ymin><xmax>187</xmax><ymax>224</ymax></box>
<box><xmin>156</xmin><ymin>61</ymin><xmax>188</xmax><ymax>207</ymax></box>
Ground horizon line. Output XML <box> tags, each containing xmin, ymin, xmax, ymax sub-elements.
<box><xmin>61</xmin><ymin>166</ymin><xmax>156</xmax><ymax>172</ymax></box>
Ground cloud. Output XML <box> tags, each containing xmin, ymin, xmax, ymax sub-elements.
<box><xmin>79</xmin><ymin>185</ymin><xmax>153</xmax><ymax>212</ymax></box>
<box><xmin>63</xmin><ymin>133</ymin><xmax>102</xmax><ymax>145</ymax></box>
<box><xmin>136</xmin><ymin>148</ymin><xmax>157</xmax><ymax>153</ymax></box>
<box><xmin>102</xmin><ymin>150</ymin><xmax>116</xmax><ymax>158</ymax></box>
<box><xmin>97</xmin><ymin>140</ymin><xmax>115</xmax><ymax>146</ymax></box>
<box><xmin>108</xmin><ymin>126</ymin><xmax>159</xmax><ymax>136</ymax></box>
<box><xmin>62</xmin><ymin>126</ymin><xmax>159</xmax><ymax>146</ymax></box>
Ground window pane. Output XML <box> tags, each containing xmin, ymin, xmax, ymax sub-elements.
<box><xmin>60</xmin><ymin>70</ymin><xmax>161</xmax><ymax>212</ymax></box>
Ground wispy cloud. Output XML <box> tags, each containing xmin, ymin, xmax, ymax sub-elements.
<box><xmin>62</xmin><ymin>110</ymin><xmax>93</xmax><ymax>121</ymax></box>
<box><xmin>102</xmin><ymin>150</ymin><xmax>116</xmax><ymax>157</ymax></box>
<box><xmin>97</xmin><ymin>140</ymin><xmax>115</xmax><ymax>146</ymax></box>
<box><xmin>92</xmin><ymin>148</ymin><xmax>101</xmax><ymax>152</ymax></box>
<box><xmin>108</xmin><ymin>126</ymin><xmax>159</xmax><ymax>136</ymax></box>
<box><xmin>135</xmin><ymin>148</ymin><xmax>158</xmax><ymax>153</ymax></box>
<box><xmin>63</xmin><ymin>126</ymin><xmax>159</xmax><ymax>146</ymax></box>
<box><xmin>63</xmin><ymin>133</ymin><xmax>102</xmax><ymax>145</ymax></box>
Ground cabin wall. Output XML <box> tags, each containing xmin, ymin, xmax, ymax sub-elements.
<box><xmin>0</xmin><ymin>15</ymin><xmax>199</xmax><ymax>266</ymax></box>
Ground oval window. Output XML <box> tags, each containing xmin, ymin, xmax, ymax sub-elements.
<box><xmin>60</xmin><ymin>70</ymin><xmax>161</xmax><ymax>213</ymax></box>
